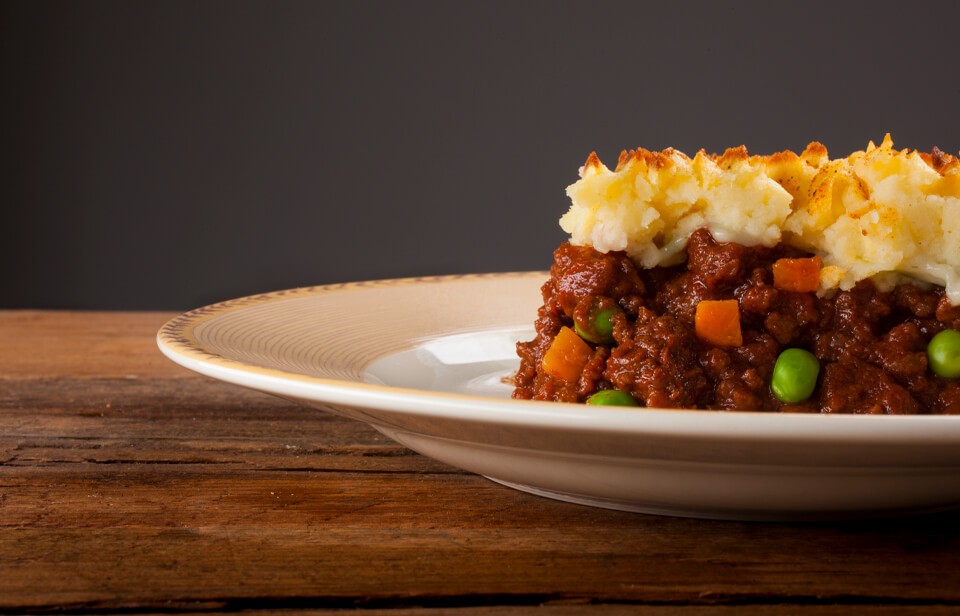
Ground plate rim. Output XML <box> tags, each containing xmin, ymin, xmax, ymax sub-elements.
<box><xmin>157</xmin><ymin>272</ymin><xmax>960</xmax><ymax>448</ymax></box>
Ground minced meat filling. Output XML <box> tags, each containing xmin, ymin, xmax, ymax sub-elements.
<box><xmin>513</xmin><ymin>228</ymin><xmax>960</xmax><ymax>414</ymax></box>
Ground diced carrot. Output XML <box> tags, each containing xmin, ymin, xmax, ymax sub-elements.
<box><xmin>772</xmin><ymin>256</ymin><xmax>822</xmax><ymax>293</ymax></box>
<box><xmin>695</xmin><ymin>300</ymin><xmax>743</xmax><ymax>347</ymax></box>
<box><xmin>542</xmin><ymin>326</ymin><xmax>593</xmax><ymax>382</ymax></box>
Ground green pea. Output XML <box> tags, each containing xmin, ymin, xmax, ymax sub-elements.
<box><xmin>928</xmin><ymin>329</ymin><xmax>960</xmax><ymax>379</ymax></box>
<box><xmin>771</xmin><ymin>348</ymin><xmax>820</xmax><ymax>404</ymax></box>
<box><xmin>586</xmin><ymin>389</ymin><xmax>639</xmax><ymax>406</ymax></box>
<box><xmin>574</xmin><ymin>299</ymin><xmax>622</xmax><ymax>345</ymax></box>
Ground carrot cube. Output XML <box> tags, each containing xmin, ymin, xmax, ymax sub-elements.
<box><xmin>542</xmin><ymin>326</ymin><xmax>593</xmax><ymax>382</ymax></box>
<box><xmin>772</xmin><ymin>256</ymin><xmax>822</xmax><ymax>293</ymax></box>
<box><xmin>695</xmin><ymin>300</ymin><xmax>743</xmax><ymax>347</ymax></box>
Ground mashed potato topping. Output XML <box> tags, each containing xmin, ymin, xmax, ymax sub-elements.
<box><xmin>560</xmin><ymin>135</ymin><xmax>960</xmax><ymax>304</ymax></box>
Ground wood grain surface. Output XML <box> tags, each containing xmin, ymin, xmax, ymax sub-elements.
<box><xmin>2</xmin><ymin>311</ymin><xmax>960</xmax><ymax>614</ymax></box>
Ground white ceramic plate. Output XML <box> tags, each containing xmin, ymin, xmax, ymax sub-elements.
<box><xmin>157</xmin><ymin>273</ymin><xmax>960</xmax><ymax>521</ymax></box>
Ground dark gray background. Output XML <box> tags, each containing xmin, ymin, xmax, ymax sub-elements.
<box><xmin>4</xmin><ymin>1</ymin><xmax>959</xmax><ymax>310</ymax></box>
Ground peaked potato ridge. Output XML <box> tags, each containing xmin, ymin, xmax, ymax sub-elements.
<box><xmin>561</xmin><ymin>136</ymin><xmax>960</xmax><ymax>304</ymax></box>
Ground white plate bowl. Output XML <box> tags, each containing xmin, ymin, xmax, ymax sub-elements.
<box><xmin>158</xmin><ymin>273</ymin><xmax>960</xmax><ymax>521</ymax></box>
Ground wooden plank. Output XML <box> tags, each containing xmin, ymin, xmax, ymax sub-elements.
<box><xmin>3</xmin><ymin>522</ymin><xmax>960</xmax><ymax>609</ymax></box>
<box><xmin>2</xmin><ymin>464</ymin><xmax>960</xmax><ymax>607</ymax></box>
<box><xmin>135</xmin><ymin>610</ymin><xmax>960</xmax><ymax>616</ymax></box>
<box><xmin>0</xmin><ymin>376</ymin><xmax>457</xmax><ymax>473</ymax></box>
<box><xmin>4</xmin><ymin>311</ymin><xmax>960</xmax><ymax>612</ymax></box>
<box><xmin>0</xmin><ymin>376</ymin><xmax>400</xmax><ymax>443</ymax></box>
<box><xmin>1</xmin><ymin>310</ymin><xmax>185</xmax><ymax>379</ymax></box>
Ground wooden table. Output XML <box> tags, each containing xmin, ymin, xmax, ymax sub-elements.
<box><xmin>3</xmin><ymin>311</ymin><xmax>960</xmax><ymax>614</ymax></box>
